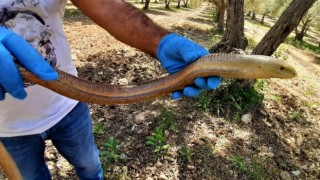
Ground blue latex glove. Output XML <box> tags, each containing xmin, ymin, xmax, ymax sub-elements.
<box><xmin>0</xmin><ymin>26</ymin><xmax>58</xmax><ymax>100</ymax></box>
<box><xmin>157</xmin><ymin>33</ymin><xmax>220</xmax><ymax>99</ymax></box>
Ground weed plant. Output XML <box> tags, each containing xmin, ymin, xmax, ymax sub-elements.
<box><xmin>93</xmin><ymin>122</ymin><xmax>104</xmax><ymax>135</ymax></box>
<box><xmin>159</xmin><ymin>109</ymin><xmax>177</xmax><ymax>132</ymax></box>
<box><xmin>146</xmin><ymin>127</ymin><xmax>170</xmax><ymax>156</ymax></box>
<box><xmin>100</xmin><ymin>137</ymin><xmax>123</xmax><ymax>163</ymax></box>
<box><xmin>197</xmin><ymin>79</ymin><xmax>264</xmax><ymax>122</ymax></box>
<box><xmin>231</xmin><ymin>155</ymin><xmax>268</xmax><ymax>180</ymax></box>
<box><xmin>179</xmin><ymin>146</ymin><xmax>194</xmax><ymax>163</ymax></box>
<box><xmin>146</xmin><ymin>109</ymin><xmax>178</xmax><ymax>156</ymax></box>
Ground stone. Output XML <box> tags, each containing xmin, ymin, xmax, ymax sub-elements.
<box><xmin>291</xmin><ymin>170</ymin><xmax>301</xmax><ymax>176</ymax></box>
<box><xmin>159</xmin><ymin>173</ymin><xmax>168</xmax><ymax>180</ymax></box>
<box><xmin>187</xmin><ymin>165</ymin><xmax>196</xmax><ymax>171</ymax></box>
<box><xmin>241</xmin><ymin>113</ymin><xmax>253</xmax><ymax>124</ymax></box>
<box><xmin>280</xmin><ymin>171</ymin><xmax>292</xmax><ymax>180</ymax></box>
<box><xmin>118</xmin><ymin>78</ymin><xmax>129</xmax><ymax>85</ymax></box>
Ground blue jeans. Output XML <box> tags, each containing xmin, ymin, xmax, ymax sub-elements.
<box><xmin>0</xmin><ymin>102</ymin><xmax>103</xmax><ymax>180</ymax></box>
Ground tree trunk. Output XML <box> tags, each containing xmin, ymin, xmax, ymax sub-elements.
<box><xmin>253</xmin><ymin>0</ymin><xmax>316</xmax><ymax>55</ymax></box>
<box><xmin>210</xmin><ymin>0</ymin><xmax>248</xmax><ymax>52</ymax></box>
<box><xmin>165</xmin><ymin>0</ymin><xmax>170</xmax><ymax>9</ymax></box>
<box><xmin>177</xmin><ymin>0</ymin><xmax>181</xmax><ymax>8</ymax></box>
<box><xmin>295</xmin><ymin>26</ymin><xmax>306</xmax><ymax>41</ymax></box>
<box><xmin>143</xmin><ymin>0</ymin><xmax>151</xmax><ymax>10</ymax></box>
<box><xmin>212</xmin><ymin>0</ymin><xmax>226</xmax><ymax>31</ymax></box>
<box><xmin>295</xmin><ymin>15</ymin><xmax>313</xmax><ymax>41</ymax></box>
<box><xmin>261</xmin><ymin>13</ymin><xmax>266</xmax><ymax>24</ymax></box>
<box><xmin>183</xmin><ymin>0</ymin><xmax>189</xmax><ymax>7</ymax></box>
<box><xmin>217</xmin><ymin>7</ymin><xmax>226</xmax><ymax>31</ymax></box>
<box><xmin>251</xmin><ymin>11</ymin><xmax>256</xmax><ymax>20</ymax></box>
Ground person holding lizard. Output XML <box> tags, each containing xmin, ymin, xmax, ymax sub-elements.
<box><xmin>0</xmin><ymin>0</ymin><xmax>220</xmax><ymax>179</ymax></box>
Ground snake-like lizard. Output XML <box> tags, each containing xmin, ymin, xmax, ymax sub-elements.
<box><xmin>19</xmin><ymin>53</ymin><xmax>297</xmax><ymax>104</ymax></box>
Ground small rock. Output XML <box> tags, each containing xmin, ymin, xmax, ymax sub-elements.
<box><xmin>186</xmin><ymin>114</ymin><xmax>193</xmax><ymax>120</ymax></box>
<box><xmin>118</xmin><ymin>78</ymin><xmax>129</xmax><ymax>85</ymax></box>
<box><xmin>310</xmin><ymin>163</ymin><xmax>315</xmax><ymax>169</ymax></box>
<box><xmin>159</xmin><ymin>173</ymin><xmax>168</xmax><ymax>180</ymax></box>
<box><xmin>291</xmin><ymin>170</ymin><xmax>301</xmax><ymax>176</ymax></box>
<box><xmin>71</xmin><ymin>54</ymin><xmax>78</xmax><ymax>61</ymax></box>
<box><xmin>164</xmin><ymin>130</ymin><xmax>170</xmax><ymax>137</ymax></box>
<box><xmin>241</xmin><ymin>113</ymin><xmax>252</xmax><ymax>124</ymax></box>
<box><xmin>130</xmin><ymin>164</ymin><xmax>139</xmax><ymax>170</ymax></box>
<box><xmin>194</xmin><ymin>139</ymin><xmax>205</xmax><ymax>145</ymax></box>
<box><xmin>280</xmin><ymin>171</ymin><xmax>292</xmax><ymax>180</ymax></box>
<box><xmin>164</xmin><ymin>156</ymin><xmax>175</xmax><ymax>163</ymax></box>
<box><xmin>135</xmin><ymin>143</ymin><xmax>143</xmax><ymax>149</ymax></box>
<box><xmin>49</xmin><ymin>153</ymin><xmax>56</xmax><ymax>160</ymax></box>
<box><xmin>187</xmin><ymin>165</ymin><xmax>196</xmax><ymax>171</ymax></box>
<box><xmin>312</xmin><ymin>104</ymin><xmax>317</xmax><ymax>109</ymax></box>
<box><xmin>145</xmin><ymin>177</ymin><xmax>153</xmax><ymax>180</ymax></box>
<box><xmin>155</xmin><ymin>162</ymin><xmax>162</xmax><ymax>168</ymax></box>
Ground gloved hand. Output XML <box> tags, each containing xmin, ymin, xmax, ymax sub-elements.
<box><xmin>0</xmin><ymin>27</ymin><xmax>58</xmax><ymax>100</ymax></box>
<box><xmin>157</xmin><ymin>33</ymin><xmax>220</xmax><ymax>99</ymax></box>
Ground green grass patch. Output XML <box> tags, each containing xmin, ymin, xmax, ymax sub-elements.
<box><xmin>93</xmin><ymin>122</ymin><xmax>104</xmax><ymax>135</ymax></box>
<box><xmin>146</xmin><ymin>109</ymin><xmax>179</xmax><ymax>156</ymax></box>
<box><xmin>64</xmin><ymin>8</ymin><xmax>82</xmax><ymax>18</ymax></box>
<box><xmin>100</xmin><ymin>137</ymin><xmax>123</xmax><ymax>164</ymax></box>
<box><xmin>146</xmin><ymin>126</ymin><xmax>171</xmax><ymax>156</ymax></box>
<box><xmin>179</xmin><ymin>146</ymin><xmax>194</xmax><ymax>163</ymax></box>
<box><xmin>231</xmin><ymin>155</ymin><xmax>269</xmax><ymax>180</ymax></box>
<box><xmin>285</xmin><ymin>37</ymin><xmax>320</xmax><ymax>55</ymax></box>
<box><xmin>197</xmin><ymin>79</ymin><xmax>264</xmax><ymax>122</ymax></box>
<box><xmin>159</xmin><ymin>109</ymin><xmax>177</xmax><ymax>132</ymax></box>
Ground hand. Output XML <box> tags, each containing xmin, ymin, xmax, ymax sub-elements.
<box><xmin>0</xmin><ymin>27</ymin><xmax>58</xmax><ymax>100</ymax></box>
<box><xmin>157</xmin><ymin>33</ymin><xmax>220</xmax><ymax>99</ymax></box>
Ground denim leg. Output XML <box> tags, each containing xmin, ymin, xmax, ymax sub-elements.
<box><xmin>49</xmin><ymin>102</ymin><xmax>103</xmax><ymax>180</ymax></box>
<box><xmin>0</xmin><ymin>135</ymin><xmax>51</xmax><ymax>180</ymax></box>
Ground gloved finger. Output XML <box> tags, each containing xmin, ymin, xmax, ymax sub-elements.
<box><xmin>194</xmin><ymin>77</ymin><xmax>209</xmax><ymax>89</ymax></box>
<box><xmin>0</xmin><ymin>85</ymin><xmax>5</xmax><ymax>100</ymax></box>
<box><xmin>0</xmin><ymin>43</ymin><xmax>27</xmax><ymax>99</ymax></box>
<box><xmin>207</xmin><ymin>76</ymin><xmax>221</xmax><ymax>89</ymax></box>
<box><xmin>171</xmin><ymin>91</ymin><xmax>183</xmax><ymax>100</ymax></box>
<box><xmin>183</xmin><ymin>86</ymin><xmax>203</xmax><ymax>97</ymax></box>
<box><xmin>2</xmin><ymin>33</ymin><xmax>58</xmax><ymax>81</ymax></box>
<box><xmin>179</xmin><ymin>39</ymin><xmax>209</xmax><ymax>63</ymax></box>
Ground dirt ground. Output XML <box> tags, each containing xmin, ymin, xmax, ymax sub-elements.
<box><xmin>1</xmin><ymin>1</ymin><xmax>319</xmax><ymax>180</ymax></box>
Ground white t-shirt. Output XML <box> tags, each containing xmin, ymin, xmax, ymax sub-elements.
<box><xmin>0</xmin><ymin>0</ymin><xmax>79</xmax><ymax>137</ymax></box>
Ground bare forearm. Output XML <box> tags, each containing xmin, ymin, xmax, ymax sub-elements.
<box><xmin>71</xmin><ymin>0</ymin><xmax>169</xmax><ymax>57</ymax></box>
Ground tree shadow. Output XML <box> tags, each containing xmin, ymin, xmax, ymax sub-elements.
<box><xmin>285</xmin><ymin>37</ymin><xmax>320</xmax><ymax>56</ymax></box>
<box><xmin>64</xmin><ymin>6</ymin><xmax>95</xmax><ymax>26</ymax></box>
<box><xmin>186</xmin><ymin>17</ymin><xmax>213</xmax><ymax>26</ymax></box>
<box><xmin>169</xmin><ymin>24</ymin><xmax>221</xmax><ymax>49</ymax></box>
<box><xmin>244</xmin><ymin>17</ymin><xmax>273</xmax><ymax>29</ymax></box>
<box><xmin>314</xmin><ymin>56</ymin><xmax>320</xmax><ymax>65</ymax></box>
<box><xmin>142</xmin><ymin>9</ymin><xmax>169</xmax><ymax>16</ymax></box>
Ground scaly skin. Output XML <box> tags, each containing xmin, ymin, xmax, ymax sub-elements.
<box><xmin>18</xmin><ymin>53</ymin><xmax>297</xmax><ymax>104</ymax></box>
